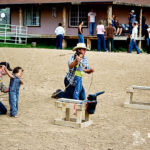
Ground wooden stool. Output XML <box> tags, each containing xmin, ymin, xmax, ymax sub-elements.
<box><xmin>54</xmin><ymin>98</ymin><xmax>93</xmax><ymax>128</ymax></box>
<box><xmin>124</xmin><ymin>85</ymin><xmax>150</xmax><ymax>110</ymax></box>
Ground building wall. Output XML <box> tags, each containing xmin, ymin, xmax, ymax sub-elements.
<box><xmin>26</xmin><ymin>5</ymin><xmax>62</xmax><ymax>34</ymax></box>
<box><xmin>11</xmin><ymin>7</ymin><xmax>19</xmax><ymax>25</ymax></box>
<box><xmin>10</xmin><ymin>4</ymin><xmax>150</xmax><ymax>36</ymax></box>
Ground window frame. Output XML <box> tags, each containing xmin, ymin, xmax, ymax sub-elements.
<box><xmin>24</xmin><ymin>6</ymin><xmax>40</xmax><ymax>27</ymax></box>
<box><xmin>69</xmin><ymin>5</ymin><xmax>88</xmax><ymax>28</ymax></box>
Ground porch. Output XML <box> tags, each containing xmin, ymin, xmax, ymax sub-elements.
<box><xmin>27</xmin><ymin>34</ymin><xmax>145</xmax><ymax>50</ymax></box>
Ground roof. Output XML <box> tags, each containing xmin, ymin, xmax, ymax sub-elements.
<box><xmin>0</xmin><ymin>0</ymin><xmax>150</xmax><ymax>7</ymax></box>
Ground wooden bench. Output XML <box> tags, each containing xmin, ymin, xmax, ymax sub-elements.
<box><xmin>54</xmin><ymin>98</ymin><xmax>93</xmax><ymax>128</ymax></box>
<box><xmin>124</xmin><ymin>85</ymin><xmax>150</xmax><ymax>110</ymax></box>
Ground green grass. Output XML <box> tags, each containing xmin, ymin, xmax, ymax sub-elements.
<box><xmin>0</xmin><ymin>43</ymin><xmax>73</xmax><ymax>50</ymax></box>
<box><xmin>0</xmin><ymin>43</ymin><xmax>147</xmax><ymax>53</ymax></box>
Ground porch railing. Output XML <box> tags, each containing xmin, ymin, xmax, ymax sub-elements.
<box><xmin>0</xmin><ymin>24</ymin><xmax>28</xmax><ymax>45</ymax></box>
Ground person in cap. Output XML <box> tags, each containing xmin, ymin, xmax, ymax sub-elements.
<box><xmin>129</xmin><ymin>21</ymin><xmax>140</xmax><ymax>54</ymax></box>
<box><xmin>129</xmin><ymin>10</ymin><xmax>136</xmax><ymax>34</ymax></box>
<box><xmin>52</xmin><ymin>43</ymin><xmax>94</xmax><ymax>100</ymax></box>
<box><xmin>0</xmin><ymin>62</ymin><xmax>12</xmax><ymax>93</ymax></box>
<box><xmin>105</xmin><ymin>21</ymin><xmax>116</xmax><ymax>51</ymax></box>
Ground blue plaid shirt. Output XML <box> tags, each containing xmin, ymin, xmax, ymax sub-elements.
<box><xmin>65</xmin><ymin>55</ymin><xmax>90</xmax><ymax>86</ymax></box>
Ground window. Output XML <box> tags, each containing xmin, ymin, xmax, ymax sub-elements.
<box><xmin>0</xmin><ymin>8</ymin><xmax>10</xmax><ymax>24</ymax></box>
<box><xmin>52</xmin><ymin>7</ymin><xmax>56</xmax><ymax>18</ymax></box>
<box><xmin>24</xmin><ymin>6</ymin><xmax>40</xmax><ymax>26</ymax></box>
<box><xmin>69</xmin><ymin>5</ymin><xmax>88</xmax><ymax>27</ymax></box>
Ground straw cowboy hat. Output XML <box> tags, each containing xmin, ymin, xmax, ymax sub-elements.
<box><xmin>73</xmin><ymin>43</ymin><xmax>89</xmax><ymax>51</ymax></box>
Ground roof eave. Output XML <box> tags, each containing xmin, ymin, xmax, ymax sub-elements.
<box><xmin>113</xmin><ymin>1</ymin><xmax>150</xmax><ymax>8</ymax></box>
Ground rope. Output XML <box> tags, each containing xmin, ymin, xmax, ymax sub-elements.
<box><xmin>86</xmin><ymin>72</ymin><xmax>94</xmax><ymax>96</ymax></box>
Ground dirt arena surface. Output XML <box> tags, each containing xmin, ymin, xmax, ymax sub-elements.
<box><xmin>0</xmin><ymin>48</ymin><xmax>150</xmax><ymax>150</ymax></box>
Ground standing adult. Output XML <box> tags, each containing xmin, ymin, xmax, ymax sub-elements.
<box><xmin>96</xmin><ymin>20</ymin><xmax>107</xmax><ymax>52</ymax></box>
<box><xmin>105</xmin><ymin>22</ymin><xmax>116</xmax><ymax>52</ymax></box>
<box><xmin>144</xmin><ymin>24</ymin><xmax>150</xmax><ymax>54</ymax></box>
<box><xmin>55</xmin><ymin>23</ymin><xmax>65</xmax><ymax>49</ymax></box>
<box><xmin>51</xmin><ymin>43</ymin><xmax>94</xmax><ymax>100</ymax></box>
<box><xmin>78</xmin><ymin>21</ymin><xmax>84</xmax><ymax>43</ymax></box>
<box><xmin>88</xmin><ymin>9</ymin><xmax>96</xmax><ymax>36</ymax></box>
<box><xmin>129</xmin><ymin>10</ymin><xmax>136</xmax><ymax>35</ymax></box>
<box><xmin>129</xmin><ymin>22</ymin><xmax>140</xmax><ymax>54</ymax></box>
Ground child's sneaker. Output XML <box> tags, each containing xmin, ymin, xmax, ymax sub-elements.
<box><xmin>10</xmin><ymin>115</ymin><xmax>18</xmax><ymax>118</ymax></box>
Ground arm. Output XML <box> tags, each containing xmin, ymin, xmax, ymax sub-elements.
<box><xmin>20</xmin><ymin>79</ymin><xmax>24</xmax><ymax>85</ymax></box>
<box><xmin>3</xmin><ymin>66</ymin><xmax>14</xmax><ymax>78</ymax></box>
<box><xmin>69</xmin><ymin>55</ymin><xmax>82</xmax><ymax>69</ymax></box>
<box><xmin>88</xmin><ymin>16</ymin><xmax>90</xmax><ymax>24</ymax></box>
<box><xmin>84</xmin><ymin>68</ymin><xmax>94</xmax><ymax>74</ymax></box>
<box><xmin>102</xmin><ymin>26</ymin><xmax>105</xmax><ymax>32</ymax></box>
<box><xmin>79</xmin><ymin>25</ymin><xmax>83</xmax><ymax>34</ymax></box>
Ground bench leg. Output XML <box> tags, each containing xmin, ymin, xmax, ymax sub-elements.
<box><xmin>57</xmin><ymin>107</ymin><xmax>63</xmax><ymax>119</ymax></box>
<box><xmin>129</xmin><ymin>92</ymin><xmax>133</xmax><ymax>104</ymax></box>
<box><xmin>66</xmin><ymin>108</ymin><xmax>70</xmax><ymax>121</ymax></box>
<box><xmin>85</xmin><ymin>110</ymin><xmax>90</xmax><ymax>121</ymax></box>
<box><xmin>76</xmin><ymin>110</ymin><xmax>82</xmax><ymax>123</ymax></box>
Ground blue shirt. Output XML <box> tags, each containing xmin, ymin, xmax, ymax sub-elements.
<box><xmin>65</xmin><ymin>55</ymin><xmax>90</xmax><ymax>86</ymax></box>
<box><xmin>129</xmin><ymin>14</ymin><xmax>136</xmax><ymax>23</ymax></box>
<box><xmin>9</xmin><ymin>76</ymin><xmax>21</xmax><ymax>92</ymax></box>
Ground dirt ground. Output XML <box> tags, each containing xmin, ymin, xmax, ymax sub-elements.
<box><xmin>0</xmin><ymin>48</ymin><xmax>150</xmax><ymax>150</ymax></box>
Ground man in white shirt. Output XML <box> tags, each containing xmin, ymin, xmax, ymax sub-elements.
<box><xmin>129</xmin><ymin>22</ymin><xmax>140</xmax><ymax>54</ymax></box>
<box><xmin>55</xmin><ymin>23</ymin><xmax>65</xmax><ymax>49</ymax></box>
<box><xmin>88</xmin><ymin>9</ymin><xmax>96</xmax><ymax>36</ymax></box>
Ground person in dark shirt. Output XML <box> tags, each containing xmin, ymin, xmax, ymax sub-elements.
<box><xmin>78</xmin><ymin>21</ymin><xmax>84</xmax><ymax>43</ymax></box>
<box><xmin>129</xmin><ymin>10</ymin><xmax>136</xmax><ymax>34</ymax></box>
<box><xmin>114</xmin><ymin>16</ymin><xmax>122</xmax><ymax>36</ymax></box>
<box><xmin>105</xmin><ymin>22</ymin><xmax>116</xmax><ymax>51</ymax></box>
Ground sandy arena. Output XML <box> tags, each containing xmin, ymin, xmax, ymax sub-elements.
<box><xmin>0</xmin><ymin>48</ymin><xmax>150</xmax><ymax>150</ymax></box>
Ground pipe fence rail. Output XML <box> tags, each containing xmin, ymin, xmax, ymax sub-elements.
<box><xmin>0</xmin><ymin>24</ymin><xmax>28</xmax><ymax>45</ymax></box>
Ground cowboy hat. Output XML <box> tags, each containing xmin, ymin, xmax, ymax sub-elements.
<box><xmin>73</xmin><ymin>43</ymin><xmax>89</xmax><ymax>51</ymax></box>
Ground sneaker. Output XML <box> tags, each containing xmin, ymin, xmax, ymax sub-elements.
<box><xmin>10</xmin><ymin>115</ymin><xmax>18</xmax><ymax>118</ymax></box>
<box><xmin>51</xmin><ymin>89</ymin><xmax>62</xmax><ymax>99</ymax></box>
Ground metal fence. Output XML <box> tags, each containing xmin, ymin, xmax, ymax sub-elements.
<box><xmin>0</xmin><ymin>24</ymin><xmax>28</xmax><ymax>45</ymax></box>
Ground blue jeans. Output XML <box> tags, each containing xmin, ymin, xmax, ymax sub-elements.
<box><xmin>73</xmin><ymin>76</ymin><xmax>85</xmax><ymax>100</ymax></box>
<box><xmin>78</xmin><ymin>34</ymin><xmax>84</xmax><ymax>43</ymax></box>
<box><xmin>129</xmin><ymin>39</ymin><xmax>140</xmax><ymax>54</ymax></box>
<box><xmin>97</xmin><ymin>34</ymin><xmax>106</xmax><ymax>51</ymax></box>
<box><xmin>89</xmin><ymin>22</ymin><xmax>95</xmax><ymax>35</ymax></box>
<box><xmin>57</xmin><ymin>77</ymin><xmax>85</xmax><ymax>100</ymax></box>
<box><xmin>9</xmin><ymin>91</ymin><xmax>19</xmax><ymax>116</ymax></box>
<box><xmin>129</xmin><ymin>23</ymin><xmax>133</xmax><ymax>35</ymax></box>
<box><xmin>56</xmin><ymin>34</ymin><xmax>63</xmax><ymax>49</ymax></box>
<box><xmin>146</xmin><ymin>37</ymin><xmax>149</xmax><ymax>46</ymax></box>
<box><xmin>0</xmin><ymin>101</ymin><xmax>7</xmax><ymax>114</ymax></box>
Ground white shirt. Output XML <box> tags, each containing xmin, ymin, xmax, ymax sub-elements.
<box><xmin>147</xmin><ymin>28</ymin><xmax>150</xmax><ymax>38</ymax></box>
<box><xmin>88</xmin><ymin>12</ymin><xmax>96</xmax><ymax>22</ymax></box>
<box><xmin>131</xmin><ymin>26</ymin><xmax>138</xmax><ymax>40</ymax></box>
<box><xmin>97</xmin><ymin>25</ymin><xmax>105</xmax><ymax>34</ymax></box>
<box><xmin>55</xmin><ymin>26</ymin><xmax>65</xmax><ymax>35</ymax></box>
